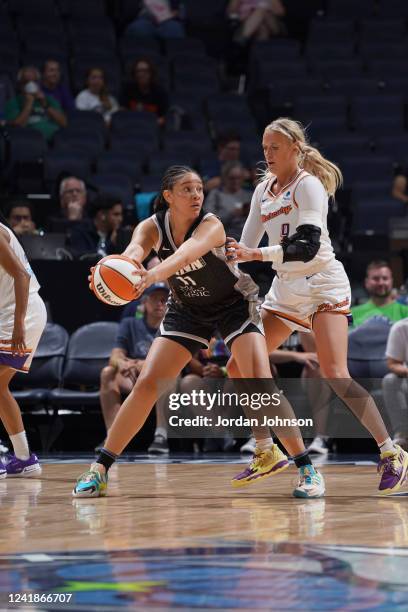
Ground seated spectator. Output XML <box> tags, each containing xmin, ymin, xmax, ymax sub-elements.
<box><xmin>126</xmin><ymin>0</ymin><xmax>185</xmax><ymax>39</ymax></box>
<box><xmin>202</xmin><ymin>131</ymin><xmax>250</xmax><ymax>192</ymax></box>
<box><xmin>75</xmin><ymin>67</ymin><xmax>119</xmax><ymax>125</ymax></box>
<box><xmin>391</xmin><ymin>167</ymin><xmax>408</xmax><ymax>205</ymax></box>
<box><xmin>205</xmin><ymin>161</ymin><xmax>252</xmax><ymax>238</ymax></box>
<box><xmin>120</xmin><ymin>58</ymin><xmax>169</xmax><ymax>126</ymax></box>
<box><xmin>47</xmin><ymin>176</ymin><xmax>89</xmax><ymax>232</ymax></box>
<box><xmin>99</xmin><ymin>283</ymin><xmax>175</xmax><ymax>454</ymax></box>
<box><xmin>68</xmin><ymin>194</ymin><xmax>123</xmax><ymax>259</ymax></box>
<box><xmin>5</xmin><ymin>198</ymin><xmax>38</xmax><ymax>236</ymax></box>
<box><xmin>382</xmin><ymin>318</ymin><xmax>408</xmax><ymax>450</ymax></box>
<box><xmin>5</xmin><ymin>65</ymin><xmax>67</xmax><ymax>141</ymax></box>
<box><xmin>41</xmin><ymin>59</ymin><xmax>75</xmax><ymax>114</ymax></box>
<box><xmin>351</xmin><ymin>261</ymin><xmax>408</xmax><ymax>328</ymax></box>
<box><xmin>227</xmin><ymin>0</ymin><xmax>286</xmax><ymax>43</ymax></box>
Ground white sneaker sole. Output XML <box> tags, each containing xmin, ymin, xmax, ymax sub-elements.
<box><xmin>7</xmin><ymin>464</ymin><xmax>42</xmax><ymax>478</ymax></box>
<box><xmin>0</xmin><ymin>470</ymin><xmax>6</xmax><ymax>479</ymax></box>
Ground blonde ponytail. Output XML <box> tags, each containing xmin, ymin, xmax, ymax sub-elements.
<box><xmin>261</xmin><ymin>118</ymin><xmax>343</xmax><ymax>197</ymax></box>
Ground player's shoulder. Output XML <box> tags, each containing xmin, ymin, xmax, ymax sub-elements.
<box><xmin>296</xmin><ymin>172</ymin><xmax>325</xmax><ymax>191</ymax></box>
<box><xmin>252</xmin><ymin>178</ymin><xmax>270</xmax><ymax>203</ymax></box>
<box><xmin>389</xmin><ymin>315</ymin><xmax>408</xmax><ymax>334</ymax></box>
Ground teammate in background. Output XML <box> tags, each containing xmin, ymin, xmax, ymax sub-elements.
<box><xmin>0</xmin><ymin>214</ymin><xmax>47</xmax><ymax>477</ymax></box>
<box><xmin>73</xmin><ymin>165</ymin><xmax>323</xmax><ymax>498</ymax></box>
<box><xmin>226</xmin><ymin>117</ymin><xmax>408</xmax><ymax>495</ymax></box>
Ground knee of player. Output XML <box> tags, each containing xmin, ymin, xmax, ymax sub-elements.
<box><xmin>382</xmin><ymin>371</ymin><xmax>399</xmax><ymax>389</ymax></box>
<box><xmin>320</xmin><ymin>364</ymin><xmax>349</xmax><ymax>379</ymax></box>
<box><xmin>100</xmin><ymin>365</ymin><xmax>117</xmax><ymax>385</ymax></box>
<box><xmin>226</xmin><ymin>357</ymin><xmax>238</xmax><ymax>378</ymax></box>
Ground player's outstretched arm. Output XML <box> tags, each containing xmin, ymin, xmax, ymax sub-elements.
<box><xmin>122</xmin><ymin>218</ymin><xmax>158</xmax><ymax>264</ymax></box>
<box><xmin>147</xmin><ymin>216</ymin><xmax>225</xmax><ymax>285</ymax></box>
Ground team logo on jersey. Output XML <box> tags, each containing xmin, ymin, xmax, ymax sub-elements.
<box><xmin>261</xmin><ymin>204</ymin><xmax>292</xmax><ymax>223</ymax></box>
<box><xmin>176</xmin><ymin>257</ymin><xmax>206</xmax><ymax>276</ymax></box>
<box><xmin>282</xmin><ymin>191</ymin><xmax>291</xmax><ymax>201</ymax></box>
<box><xmin>316</xmin><ymin>298</ymin><xmax>350</xmax><ymax>312</ymax></box>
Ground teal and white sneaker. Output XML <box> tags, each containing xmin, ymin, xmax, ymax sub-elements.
<box><xmin>293</xmin><ymin>465</ymin><xmax>325</xmax><ymax>498</ymax></box>
<box><xmin>72</xmin><ymin>468</ymin><xmax>107</xmax><ymax>498</ymax></box>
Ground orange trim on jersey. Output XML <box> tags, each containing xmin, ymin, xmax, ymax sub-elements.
<box><xmin>292</xmin><ymin>172</ymin><xmax>311</xmax><ymax>209</ymax></box>
<box><xmin>262</xmin><ymin>307</ymin><xmax>312</xmax><ymax>329</ymax></box>
<box><xmin>0</xmin><ymin>347</ymin><xmax>32</xmax><ymax>354</ymax></box>
<box><xmin>267</xmin><ymin>169</ymin><xmax>305</xmax><ymax>201</ymax></box>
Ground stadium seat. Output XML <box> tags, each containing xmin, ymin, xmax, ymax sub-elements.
<box><xmin>377</xmin><ymin>0</ymin><xmax>408</xmax><ymax>18</ymax></box>
<box><xmin>11</xmin><ymin>323</ymin><xmax>69</xmax><ymax>400</ymax></box>
<box><xmin>9</xmin><ymin>0</ymin><xmax>58</xmax><ymax>16</ymax></box>
<box><xmin>341</xmin><ymin>156</ymin><xmax>394</xmax><ymax>186</ymax></box>
<box><xmin>347</xmin><ymin>317</ymin><xmax>391</xmax><ymax>379</ymax></box>
<box><xmin>96</xmin><ymin>152</ymin><xmax>142</xmax><ymax>183</ymax></box>
<box><xmin>309</xmin><ymin>59</ymin><xmax>364</xmax><ymax>79</ymax></box>
<box><xmin>8</xmin><ymin>128</ymin><xmax>47</xmax><ymax>164</ymax></box>
<box><xmin>59</xmin><ymin>0</ymin><xmax>107</xmax><ymax>17</ymax></box>
<box><xmin>91</xmin><ymin>173</ymin><xmax>134</xmax><ymax>208</ymax></box>
<box><xmin>53</xmin><ymin>129</ymin><xmax>105</xmax><ymax>159</ymax></box>
<box><xmin>360</xmin><ymin>19</ymin><xmax>406</xmax><ymax>42</ymax></box>
<box><xmin>326</xmin><ymin>77</ymin><xmax>385</xmax><ymax>97</ymax></box>
<box><xmin>49</xmin><ymin>322</ymin><xmax>119</xmax><ymax>409</ymax></box>
<box><xmin>307</xmin><ymin>18</ymin><xmax>355</xmax><ymax>43</ymax></box>
<box><xmin>326</xmin><ymin>0</ymin><xmax>375</xmax><ymax>18</ymax></box>
<box><xmin>44</xmin><ymin>152</ymin><xmax>91</xmax><ymax>186</ymax></box>
<box><xmin>358</xmin><ymin>42</ymin><xmax>408</xmax><ymax>61</ymax></box>
<box><xmin>350</xmin><ymin>95</ymin><xmax>404</xmax><ymax>130</ymax></box>
<box><xmin>305</xmin><ymin>42</ymin><xmax>355</xmax><ymax>61</ymax></box>
<box><xmin>374</xmin><ymin>136</ymin><xmax>408</xmax><ymax>164</ymax></box>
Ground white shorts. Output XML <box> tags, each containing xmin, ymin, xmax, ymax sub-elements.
<box><xmin>0</xmin><ymin>293</ymin><xmax>47</xmax><ymax>372</ymax></box>
<box><xmin>262</xmin><ymin>259</ymin><xmax>352</xmax><ymax>332</ymax></box>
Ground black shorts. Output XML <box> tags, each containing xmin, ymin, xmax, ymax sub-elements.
<box><xmin>158</xmin><ymin>298</ymin><xmax>264</xmax><ymax>355</ymax></box>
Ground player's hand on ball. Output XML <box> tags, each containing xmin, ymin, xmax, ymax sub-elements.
<box><xmin>226</xmin><ymin>237</ymin><xmax>257</xmax><ymax>263</ymax></box>
<box><xmin>131</xmin><ymin>265</ymin><xmax>147</xmax><ymax>299</ymax></box>
<box><xmin>88</xmin><ymin>267</ymin><xmax>95</xmax><ymax>291</ymax></box>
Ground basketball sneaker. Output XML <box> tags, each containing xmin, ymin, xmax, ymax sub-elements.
<box><xmin>239</xmin><ymin>436</ymin><xmax>256</xmax><ymax>454</ymax></box>
<box><xmin>378</xmin><ymin>444</ymin><xmax>408</xmax><ymax>495</ymax></box>
<box><xmin>2</xmin><ymin>453</ymin><xmax>42</xmax><ymax>477</ymax></box>
<box><xmin>231</xmin><ymin>444</ymin><xmax>289</xmax><ymax>488</ymax></box>
<box><xmin>148</xmin><ymin>434</ymin><xmax>169</xmax><ymax>455</ymax></box>
<box><xmin>73</xmin><ymin>467</ymin><xmax>108</xmax><ymax>498</ymax></box>
<box><xmin>293</xmin><ymin>465</ymin><xmax>325</xmax><ymax>498</ymax></box>
<box><xmin>307</xmin><ymin>436</ymin><xmax>329</xmax><ymax>455</ymax></box>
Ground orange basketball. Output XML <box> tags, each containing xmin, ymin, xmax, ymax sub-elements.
<box><xmin>92</xmin><ymin>255</ymin><xmax>142</xmax><ymax>306</ymax></box>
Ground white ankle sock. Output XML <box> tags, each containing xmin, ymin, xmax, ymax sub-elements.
<box><xmin>379</xmin><ymin>437</ymin><xmax>396</xmax><ymax>454</ymax></box>
<box><xmin>155</xmin><ymin>427</ymin><xmax>167</xmax><ymax>439</ymax></box>
<box><xmin>10</xmin><ymin>431</ymin><xmax>30</xmax><ymax>460</ymax></box>
<box><xmin>256</xmin><ymin>437</ymin><xmax>273</xmax><ymax>452</ymax></box>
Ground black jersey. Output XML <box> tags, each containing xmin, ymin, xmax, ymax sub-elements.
<box><xmin>151</xmin><ymin>209</ymin><xmax>259</xmax><ymax>316</ymax></box>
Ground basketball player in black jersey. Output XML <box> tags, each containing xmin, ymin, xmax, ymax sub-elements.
<box><xmin>73</xmin><ymin>166</ymin><xmax>320</xmax><ymax>498</ymax></box>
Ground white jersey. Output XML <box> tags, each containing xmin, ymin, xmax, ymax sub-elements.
<box><xmin>0</xmin><ymin>222</ymin><xmax>40</xmax><ymax>311</ymax></box>
<box><xmin>241</xmin><ymin>170</ymin><xmax>335</xmax><ymax>277</ymax></box>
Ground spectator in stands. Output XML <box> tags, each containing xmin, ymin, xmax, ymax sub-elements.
<box><xmin>68</xmin><ymin>194</ymin><xmax>123</xmax><ymax>259</ymax></box>
<box><xmin>5</xmin><ymin>198</ymin><xmax>38</xmax><ymax>236</ymax></box>
<box><xmin>99</xmin><ymin>282</ymin><xmax>174</xmax><ymax>454</ymax></box>
<box><xmin>351</xmin><ymin>261</ymin><xmax>408</xmax><ymax>328</ymax></box>
<box><xmin>227</xmin><ymin>0</ymin><xmax>286</xmax><ymax>43</ymax></box>
<box><xmin>58</xmin><ymin>176</ymin><xmax>88</xmax><ymax>222</ymax></box>
<box><xmin>382</xmin><ymin>318</ymin><xmax>408</xmax><ymax>450</ymax></box>
<box><xmin>120</xmin><ymin>58</ymin><xmax>169</xmax><ymax>126</ymax></box>
<box><xmin>202</xmin><ymin>131</ymin><xmax>249</xmax><ymax>192</ymax></box>
<box><xmin>75</xmin><ymin>68</ymin><xmax>119</xmax><ymax>125</ymax></box>
<box><xmin>41</xmin><ymin>59</ymin><xmax>75</xmax><ymax>114</ymax></box>
<box><xmin>391</xmin><ymin>167</ymin><xmax>408</xmax><ymax>205</ymax></box>
<box><xmin>5</xmin><ymin>65</ymin><xmax>67</xmax><ymax>141</ymax></box>
<box><xmin>126</xmin><ymin>0</ymin><xmax>185</xmax><ymax>39</ymax></box>
<box><xmin>205</xmin><ymin>161</ymin><xmax>252</xmax><ymax>238</ymax></box>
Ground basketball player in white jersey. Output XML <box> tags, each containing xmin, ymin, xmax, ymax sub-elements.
<box><xmin>227</xmin><ymin>117</ymin><xmax>408</xmax><ymax>496</ymax></box>
<box><xmin>0</xmin><ymin>215</ymin><xmax>47</xmax><ymax>477</ymax></box>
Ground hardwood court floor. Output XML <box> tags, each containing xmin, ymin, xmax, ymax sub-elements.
<box><xmin>1</xmin><ymin>462</ymin><xmax>407</xmax><ymax>554</ymax></box>
<box><xmin>1</xmin><ymin>460</ymin><xmax>407</xmax><ymax>610</ymax></box>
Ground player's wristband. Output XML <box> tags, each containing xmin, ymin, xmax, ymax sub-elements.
<box><xmin>259</xmin><ymin>245</ymin><xmax>283</xmax><ymax>263</ymax></box>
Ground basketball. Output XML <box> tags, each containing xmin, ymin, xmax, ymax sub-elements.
<box><xmin>92</xmin><ymin>255</ymin><xmax>142</xmax><ymax>306</ymax></box>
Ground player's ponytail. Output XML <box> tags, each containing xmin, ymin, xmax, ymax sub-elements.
<box><xmin>262</xmin><ymin>118</ymin><xmax>343</xmax><ymax>197</ymax></box>
<box><xmin>154</xmin><ymin>165</ymin><xmax>199</xmax><ymax>212</ymax></box>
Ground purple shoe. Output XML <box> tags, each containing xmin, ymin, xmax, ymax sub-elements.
<box><xmin>378</xmin><ymin>445</ymin><xmax>408</xmax><ymax>495</ymax></box>
<box><xmin>2</xmin><ymin>453</ymin><xmax>42</xmax><ymax>478</ymax></box>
